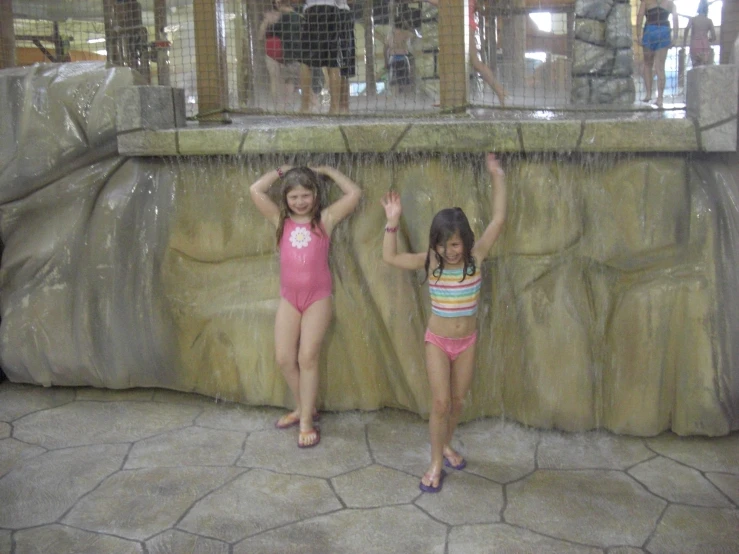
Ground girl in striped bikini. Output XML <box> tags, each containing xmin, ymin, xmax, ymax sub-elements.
<box><xmin>381</xmin><ymin>153</ymin><xmax>507</xmax><ymax>493</ymax></box>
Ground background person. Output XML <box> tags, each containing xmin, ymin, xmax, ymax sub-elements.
<box><xmin>683</xmin><ymin>0</ymin><xmax>716</xmax><ymax>67</ymax></box>
<box><xmin>637</xmin><ymin>0</ymin><xmax>678</xmax><ymax>107</ymax></box>
<box><xmin>299</xmin><ymin>0</ymin><xmax>342</xmax><ymax>113</ymax></box>
<box><xmin>337</xmin><ymin>0</ymin><xmax>356</xmax><ymax>113</ymax></box>
<box><xmin>259</xmin><ymin>0</ymin><xmax>303</xmax><ymax>109</ymax></box>
<box><xmin>426</xmin><ymin>0</ymin><xmax>507</xmax><ymax>106</ymax></box>
<box><xmin>385</xmin><ymin>5</ymin><xmax>417</xmax><ymax>96</ymax></box>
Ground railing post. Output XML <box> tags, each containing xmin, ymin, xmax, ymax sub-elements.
<box><xmin>365</xmin><ymin>0</ymin><xmax>377</xmax><ymax>100</ymax></box>
<box><xmin>193</xmin><ymin>0</ymin><xmax>230</xmax><ymax>121</ymax></box>
<box><xmin>154</xmin><ymin>0</ymin><xmax>171</xmax><ymax>86</ymax></box>
<box><xmin>720</xmin><ymin>0</ymin><xmax>739</xmax><ymax>64</ymax></box>
<box><xmin>0</xmin><ymin>0</ymin><xmax>15</xmax><ymax>69</ymax></box>
<box><xmin>438</xmin><ymin>0</ymin><xmax>468</xmax><ymax>109</ymax></box>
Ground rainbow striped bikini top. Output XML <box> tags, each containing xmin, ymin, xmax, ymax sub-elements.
<box><xmin>428</xmin><ymin>267</ymin><xmax>482</xmax><ymax>318</ymax></box>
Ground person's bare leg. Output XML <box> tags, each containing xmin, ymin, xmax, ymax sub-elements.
<box><xmin>642</xmin><ymin>50</ymin><xmax>655</xmax><ymax>101</ymax></box>
<box><xmin>266</xmin><ymin>56</ymin><xmax>281</xmax><ymax>107</ymax></box>
<box><xmin>422</xmin><ymin>342</ymin><xmax>452</xmax><ymax>489</ymax></box>
<box><xmin>327</xmin><ymin>67</ymin><xmax>341</xmax><ymax>114</ymax></box>
<box><xmin>274</xmin><ymin>299</ymin><xmax>302</xmax><ymax>423</ymax></box>
<box><xmin>443</xmin><ymin>344</ymin><xmax>476</xmax><ymax>466</ymax></box>
<box><xmin>654</xmin><ymin>47</ymin><xmax>668</xmax><ymax>107</ymax></box>
<box><xmin>339</xmin><ymin>76</ymin><xmax>350</xmax><ymax>113</ymax></box>
<box><xmin>296</xmin><ymin>297</ymin><xmax>332</xmax><ymax>446</ymax></box>
<box><xmin>300</xmin><ymin>63</ymin><xmax>313</xmax><ymax>113</ymax></box>
<box><xmin>283</xmin><ymin>80</ymin><xmax>296</xmax><ymax>110</ymax></box>
<box><xmin>471</xmin><ymin>52</ymin><xmax>507</xmax><ymax>106</ymax></box>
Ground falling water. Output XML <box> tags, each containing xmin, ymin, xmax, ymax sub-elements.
<box><xmin>1</xmin><ymin>63</ymin><xmax>737</xmax><ymax>437</ymax></box>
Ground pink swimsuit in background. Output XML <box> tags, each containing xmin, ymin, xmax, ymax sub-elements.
<box><xmin>279</xmin><ymin>218</ymin><xmax>332</xmax><ymax>313</ymax></box>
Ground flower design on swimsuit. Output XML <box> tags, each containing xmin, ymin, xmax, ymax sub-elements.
<box><xmin>289</xmin><ymin>226</ymin><xmax>312</xmax><ymax>249</ymax></box>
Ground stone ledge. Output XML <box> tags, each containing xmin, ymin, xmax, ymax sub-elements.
<box><xmin>116</xmin><ymin>118</ymin><xmax>706</xmax><ymax>156</ymax></box>
<box><xmin>116</xmin><ymin>86</ymin><xmax>185</xmax><ymax>132</ymax></box>
<box><xmin>580</xmin><ymin>119</ymin><xmax>699</xmax><ymax>152</ymax></box>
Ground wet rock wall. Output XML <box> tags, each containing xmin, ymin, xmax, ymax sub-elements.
<box><xmin>1</xmin><ymin>63</ymin><xmax>737</xmax><ymax>436</ymax></box>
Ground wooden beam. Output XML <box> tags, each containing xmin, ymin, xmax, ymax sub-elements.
<box><xmin>193</xmin><ymin>0</ymin><xmax>230</xmax><ymax>120</ymax></box>
<box><xmin>439</xmin><ymin>0</ymin><xmax>468</xmax><ymax>109</ymax></box>
<box><xmin>0</xmin><ymin>0</ymin><xmax>15</xmax><ymax>69</ymax></box>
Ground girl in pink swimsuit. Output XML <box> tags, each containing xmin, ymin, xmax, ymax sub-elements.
<box><xmin>250</xmin><ymin>165</ymin><xmax>362</xmax><ymax>448</ymax></box>
<box><xmin>381</xmin><ymin>153</ymin><xmax>507</xmax><ymax>493</ymax></box>
<box><xmin>682</xmin><ymin>1</ymin><xmax>716</xmax><ymax>67</ymax></box>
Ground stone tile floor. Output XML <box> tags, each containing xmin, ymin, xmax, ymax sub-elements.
<box><xmin>0</xmin><ymin>381</ymin><xmax>737</xmax><ymax>554</ymax></box>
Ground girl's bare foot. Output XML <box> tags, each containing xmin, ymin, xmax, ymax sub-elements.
<box><xmin>419</xmin><ymin>465</ymin><xmax>447</xmax><ymax>493</ymax></box>
<box><xmin>298</xmin><ymin>427</ymin><xmax>320</xmax><ymax>448</ymax></box>
<box><xmin>442</xmin><ymin>446</ymin><xmax>467</xmax><ymax>470</ymax></box>
<box><xmin>275</xmin><ymin>410</ymin><xmax>321</xmax><ymax>429</ymax></box>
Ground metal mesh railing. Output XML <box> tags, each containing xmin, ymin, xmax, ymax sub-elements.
<box><xmin>3</xmin><ymin>0</ymin><xmax>734</xmax><ymax>118</ymax></box>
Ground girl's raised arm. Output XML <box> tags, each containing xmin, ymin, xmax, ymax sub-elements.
<box><xmin>471</xmin><ymin>153</ymin><xmax>507</xmax><ymax>260</ymax></box>
<box><xmin>249</xmin><ymin>167</ymin><xmax>287</xmax><ymax>228</ymax></box>
<box><xmin>381</xmin><ymin>191</ymin><xmax>427</xmax><ymax>270</ymax></box>
<box><xmin>313</xmin><ymin>166</ymin><xmax>363</xmax><ymax>235</ymax></box>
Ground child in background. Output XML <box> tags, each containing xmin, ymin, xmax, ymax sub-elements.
<box><xmin>381</xmin><ymin>153</ymin><xmax>506</xmax><ymax>492</ymax></box>
<box><xmin>426</xmin><ymin>0</ymin><xmax>507</xmax><ymax>105</ymax></box>
<box><xmin>250</xmin><ymin>165</ymin><xmax>362</xmax><ymax>447</ymax></box>
<box><xmin>682</xmin><ymin>0</ymin><xmax>716</xmax><ymax>67</ymax></box>
<box><xmin>259</xmin><ymin>0</ymin><xmax>303</xmax><ymax>110</ymax></box>
<box><xmin>385</xmin><ymin>5</ymin><xmax>417</xmax><ymax>96</ymax></box>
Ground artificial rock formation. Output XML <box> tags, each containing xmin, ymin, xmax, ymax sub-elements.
<box><xmin>1</xmin><ymin>63</ymin><xmax>737</xmax><ymax>436</ymax></box>
<box><xmin>572</xmin><ymin>0</ymin><xmax>635</xmax><ymax>104</ymax></box>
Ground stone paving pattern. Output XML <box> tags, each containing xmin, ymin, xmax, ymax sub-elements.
<box><xmin>0</xmin><ymin>382</ymin><xmax>737</xmax><ymax>554</ymax></box>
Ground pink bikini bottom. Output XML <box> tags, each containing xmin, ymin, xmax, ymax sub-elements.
<box><xmin>424</xmin><ymin>329</ymin><xmax>478</xmax><ymax>361</ymax></box>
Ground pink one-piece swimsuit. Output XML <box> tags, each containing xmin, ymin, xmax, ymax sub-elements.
<box><xmin>279</xmin><ymin>218</ymin><xmax>332</xmax><ymax>313</ymax></box>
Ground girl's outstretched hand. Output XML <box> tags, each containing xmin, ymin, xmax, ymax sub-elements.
<box><xmin>381</xmin><ymin>190</ymin><xmax>403</xmax><ymax>224</ymax></box>
<box><xmin>485</xmin><ymin>153</ymin><xmax>503</xmax><ymax>176</ymax></box>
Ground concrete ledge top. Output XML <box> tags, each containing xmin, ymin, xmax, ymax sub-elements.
<box><xmin>116</xmin><ymin>110</ymin><xmax>710</xmax><ymax>156</ymax></box>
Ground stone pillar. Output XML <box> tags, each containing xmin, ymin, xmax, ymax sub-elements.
<box><xmin>193</xmin><ymin>0</ymin><xmax>229</xmax><ymax>120</ymax></box>
<box><xmin>438</xmin><ymin>0</ymin><xmax>468</xmax><ymax>108</ymax></box>
<box><xmin>572</xmin><ymin>0</ymin><xmax>634</xmax><ymax>104</ymax></box>
<box><xmin>0</xmin><ymin>0</ymin><xmax>15</xmax><ymax>69</ymax></box>
<box><xmin>686</xmin><ymin>64</ymin><xmax>738</xmax><ymax>152</ymax></box>
<box><xmin>720</xmin><ymin>0</ymin><xmax>739</xmax><ymax>65</ymax></box>
<box><xmin>116</xmin><ymin>86</ymin><xmax>187</xmax><ymax>133</ymax></box>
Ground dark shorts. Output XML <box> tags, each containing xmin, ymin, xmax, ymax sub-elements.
<box><xmin>301</xmin><ymin>5</ymin><xmax>341</xmax><ymax>68</ymax></box>
<box><xmin>642</xmin><ymin>24</ymin><xmax>671</xmax><ymax>51</ymax></box>
<box><xmin>339</xmin><ymin>9</ymin><xmax>356</xmax><ymax>77</ymax></box>
<box><xmin>388</xmin><ymin>55</ymin><xmax>411</xmax><ymax>86</ymax></box>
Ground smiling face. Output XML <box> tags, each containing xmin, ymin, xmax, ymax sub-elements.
<box><xmin>285</xmin><ymin>185</ymin><xmax>316</xmax><ymax>217</ymax></box>
<box><xmin>435</xmin><ymin>232</ymin><xmax>464</xmax><ymax>266</ymax></box>
<box><xmin>426</xmin><ymin>207</ymin><xmax>476</xmax><ymax>278</ymax></box>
